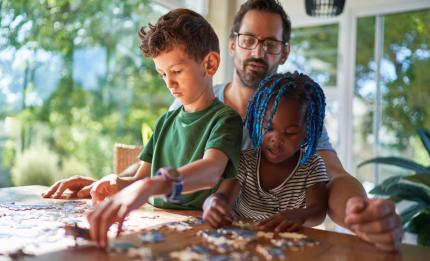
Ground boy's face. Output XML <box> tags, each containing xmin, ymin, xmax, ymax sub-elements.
<box><xmin>229</xmin><ymin>10</ymin><xmax>289</xmax><ymax>89</ymax></box>
<box><xmin>261</xmin><ymin>97</ymin><xmax>306</xmax><ymax>164</ymax></box>
<box><xmin>153</xmin><ymin>46</ymin><xmax>209</xmax><ymax>106</ymax></box>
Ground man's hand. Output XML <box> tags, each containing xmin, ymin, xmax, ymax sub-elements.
<box><xmin>42</xmin><ymin>176</ymin><xmax>96</xmax><ymax>199</ymax></box>
<box><xmin>202</xmin><ymin>194</ymin><xmax>234</xmax><ymax>228</ymax></box>
<box><xmin>256</xmin><ymin>212</ymin><xmax>304</xmax><ymax>232</ymax></box>
<box><xmin>345</xmin><ymin>197</ymin><xmax>403</xmax><ymax>252</ymax></box>
<box><xmin>90</xmin><ymin>174</ymin><xmax>120</xmax><ymax>206</ymax></box>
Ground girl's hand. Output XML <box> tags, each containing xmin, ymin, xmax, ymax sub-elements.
<box><xmin>87</xmin><ymin>179</ymin><xmax>150</xmax><ymax>248</ymax></box>
<box><xmin>203</xmin><ymin>194</ymin><xmax>234</xmax><ymax>228</ymax></box>
<box><xmin>256</xmin><ymin>212</ymin><xmax>305</xmax><ymax>232</ymax></box>
<box><xmin>90</xmin><ymin>174</ymin><xmax>120</xmax><ymax>206</ymax></box>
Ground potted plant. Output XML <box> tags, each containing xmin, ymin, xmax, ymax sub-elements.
<box><xmin>358</xmin><ymin>128</ymin><xmax>430</xmax><ymax>246</ymax></box>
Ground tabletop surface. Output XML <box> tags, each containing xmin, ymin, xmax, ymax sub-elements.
<box><xmin>0</xmin><ymin>185</ymin><xmax>429</xmax><ymax>261</ymax></box>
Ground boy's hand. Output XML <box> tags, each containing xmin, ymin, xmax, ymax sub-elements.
<box><xmin>42</xmin><ymin>176</ymin><xmax>96</xmax><ymax>199</ymax></box>
<box><xmin>256</xmin><ymin>212</ymin><xmax>304</xmax><ymax>232</ymax></box>
<box><xmin>203</xmin><ymin>194</ymin><xmax>234</xmax><ymax>228</ymax></box>
<box><xmin>345</xmin><ymin>197</ymin><xmax>403</xmax><ymax>252</ymax></box>
<box><xmin>90</xmin><ymin>174</ymin><xmax>120</xmax><ymax>206</ymax></box>
<box><xmin>87</xmin><ymin>179</ymin><xmax>150</xmax><ymax>248</ymax></box>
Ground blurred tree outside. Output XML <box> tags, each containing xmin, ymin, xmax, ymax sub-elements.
<box><xmin>0</xmin><ymin>0</ymin><xmax>170</xmax><ymax>185</ymax></box>
<box><xmin>354</xmin><ymin>9</ymin><xmax>430</xmax><ymax>182</ymax></box>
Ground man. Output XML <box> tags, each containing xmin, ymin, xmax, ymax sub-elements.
<box><xmin>43</xmin><ymin>0</ymin><xmax>403</xmax><ymax>252</ymax></box>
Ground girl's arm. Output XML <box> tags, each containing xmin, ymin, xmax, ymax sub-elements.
<box><xmin>284</xmin><ymin>182</ymin><xmax>328</xmax><ymax>227</ymax></box>
<box><xmin>202</xmin><ymin>178</ymin><xmax>241</xmax><ymax>228</ymax></box>
<box><xmin>257</xmin><ymin>182</ymin><xmax>328</xmax><ymax>232</ymax></box>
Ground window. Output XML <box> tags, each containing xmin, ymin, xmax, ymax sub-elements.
<box><xmin>353</xmin><ymin>9</ymin><xmax>430</xmax><ymax>185</ymax></box>
<box><xmin>0</xmin><ymin>1</ymin><xmax>173</xmax><ymax>186</ymax></box>
<box><xmin>280</xmin><ymin>24</ymin><xmax>340</xmax><ymax>149</ymax></box>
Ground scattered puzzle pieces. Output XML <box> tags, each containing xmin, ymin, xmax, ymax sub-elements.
<box><xmin>139</xmin><ymin>230</ymin><xmax>165</xmax><ymax>243</ymax></box>
<box><xmin>256</xmin><ymin>245</ymin><xmax>287</xmax><ymax>260</ymax></box>
<box><xmin>110</xmin><ymin>242</ymin><xmax>138</xmax><ymax>253</ymax></box>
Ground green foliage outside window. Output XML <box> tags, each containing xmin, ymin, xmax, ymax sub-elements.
<box><xmin>0</xmin><ymin>0</ymin><xmax>170</xmax><ymax>185</ymax></box>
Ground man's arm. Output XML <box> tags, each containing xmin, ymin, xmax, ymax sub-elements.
<box><xmin>318</xmin><ymin>150</ymin><xmax>366</xmax><ymax>226</ymax></box>
<box><xmin>318</xmin><ymin>150</ymin><xmax>403</xmax><ymax>252</ymax></box>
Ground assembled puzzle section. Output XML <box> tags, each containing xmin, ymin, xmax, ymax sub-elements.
<box><xmin>0</xmin><ymin>200</ymin><xmax>91</xmax><ymax>257</ymax></box>
<box><xmin>106</xmin><ymin>219</ymin><xmax>323</xmax><ymax>261</ymax></box>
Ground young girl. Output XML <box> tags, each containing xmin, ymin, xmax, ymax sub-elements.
<box><xmin>203</xmin><ymin>71</ymin><xmax>329</xmax><ymax>232</ymax></box>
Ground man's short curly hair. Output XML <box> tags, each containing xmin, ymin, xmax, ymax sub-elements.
<box><xmin>230</xmin><ymin>0</ymin><xmax>291</xmax><ymax>43</ymax></box>
<box><xmin>139</xmin><ymin>8</ymin><xmax>219</xmax><ymax>62</ymax></box>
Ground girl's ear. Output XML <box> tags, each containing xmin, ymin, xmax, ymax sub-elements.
<box><xmin>203</xmin><ymin>51</ymin><xmax>220</xmax><ymax>77</ymax></box>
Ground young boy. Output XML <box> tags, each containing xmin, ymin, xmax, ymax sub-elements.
<box><xmin>86</xmin><ymin>8</ymin><xmax>242</xmax><ymax>248</ymax></box>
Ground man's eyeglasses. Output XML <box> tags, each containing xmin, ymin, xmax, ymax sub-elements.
<box><xmin>234</xmin><ymin>32</ymin><xmax>287</xmax><ymax>55</ymax></box>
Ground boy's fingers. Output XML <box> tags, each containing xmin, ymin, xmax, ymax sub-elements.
<box><xmin>90</xmin><ymin>182</ymin><xmax>108</xmax><ymax>206</ymax></box>
<box><xmin>77</xmin><ymin>184</ymin><xmax>93</xmax><ymax>198</ymax></box>
<box><xmin>53</xmin><ymin>183</ymin><xmax>68</xmax><ymax>199</ymax></box>
<box><xmin>42</xmin><ymin>181</ymin><xmax>60</xmax><ymax>198</ymax></box>
<box><xmin>99</xmin><ymin>203</ymin><xmax>120</xmax><ymax>248</ymax></box>
<box><xmin>116</xmin><ymin>205</ymin><xmax>130</xmax><ymax>238</ymax></box>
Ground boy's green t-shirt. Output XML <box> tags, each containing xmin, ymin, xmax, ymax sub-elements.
<box><xmin>139</xmin><ymin>99</ymin><xmax>242</xmax><ymax>210</ymax></box>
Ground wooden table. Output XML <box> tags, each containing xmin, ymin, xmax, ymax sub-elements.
<box><xmin>0</xmin><ymin>186</ymin><xmax>429</xmax><ymax>261</ymax></box>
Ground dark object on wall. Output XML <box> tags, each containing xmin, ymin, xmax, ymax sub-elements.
<box><xmin>305</xmin><ymin>0</ymin><xmax>346</xmax><ymax>16</ymax></box>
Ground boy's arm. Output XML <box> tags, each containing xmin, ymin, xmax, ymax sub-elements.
<box><xmin>115</xmin><ymin>161</ymin><xmax>151</xmax><ymax>190</ymax></box>
<box><xmin>177</xmin><ymin>148</ymin><xmax>229</xmax><ymax>192</ymax></box>
<box><xmin>87</xmin><ymin>148</ymin><xmax>231</xmax><ymax>247</ymax></box>
<box><xmin>107</xmin><ymin>146</ymin><xmax>227</xmax><ymax>195</ymax></box>
<box><xmin>90</xmin><ymin>161</ymin><xmax>151</xmax><ymax>205</ymax></box>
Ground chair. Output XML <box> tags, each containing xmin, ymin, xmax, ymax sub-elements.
<box><xmin>113</xmin><ymin>144</ymin><xmax>143</xmax><ymax>174</ymax></box>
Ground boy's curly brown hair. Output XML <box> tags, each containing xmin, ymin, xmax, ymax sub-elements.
<box><xmin>139</xmin><ymin>9</ymin><xmax>219</xmax><ymax>62</ymax></box>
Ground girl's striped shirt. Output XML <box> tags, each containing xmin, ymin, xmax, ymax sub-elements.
<box><xmin>233</xmin><ymin>149</ymin><xmax>329</xmax><ymax>221</ymax></box>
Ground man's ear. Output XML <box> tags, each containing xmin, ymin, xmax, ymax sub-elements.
<box><xmin>279</xmin><ymin>42</ymin><xmax>290</xmax><ymax>65</ymax></box>
<box><xmin>228</xmin><ymin>37</ymin><xmax>235</xmax><ymax>56</ymax></box>
<box><xmin>203</xmin><ymin>51</ymin><xmax>220</xmax><ymax>77</ymax></box>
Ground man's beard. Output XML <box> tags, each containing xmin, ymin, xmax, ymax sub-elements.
<box><xmin>236</xmin><ymin>57</ymin><xmax>271</xmax><ymax>89</ymax></box>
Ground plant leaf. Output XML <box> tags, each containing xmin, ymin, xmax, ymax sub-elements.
<box><xmin>371</xmin><ymin>183</ymin><xmax>430</xmax><ymax>205</ymax></box>
<box><xmin>417</xmin><ymin>233</ymin><xmax>430</xmax><ymax>246</ymax></box>
<box><xmin>357</xmin><ymin>157</ymin><xmax>429</xmax><ymax>173</ymax></box>
<box><xmin>403</xmin><ymin>174</ymin><xmax>430</xmax><ymax>189</ymax></box>
<box><xmin>400</xmin><ymin>204</ymin><xmax>421</xmax><ymax>226</ymax></box>
<box><xmin>417</xmin><ymin>128</ymin><xmax>430</xmax><ymax>157</ymax></box>
<box><xmin>369</xmin><ymin>176</ymin><xmax>402</xmax><ymax>195</ymax></box>
<box><xmin>406</xmin><ymin>211</ymin><xmax>430</xmax><ymax>246</ymax></box>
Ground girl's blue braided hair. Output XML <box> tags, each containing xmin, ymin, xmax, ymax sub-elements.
<box><xmin>245</xmin><ymin>71</ymin><xmax>326</xmax><ymax>165</ymax></box>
